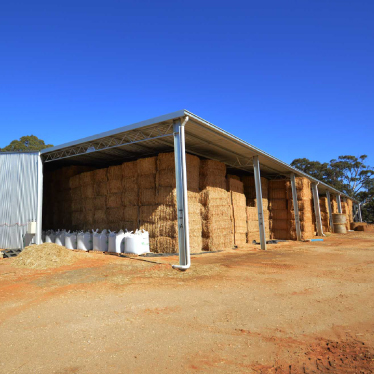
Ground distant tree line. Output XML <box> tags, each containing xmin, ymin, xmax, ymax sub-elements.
<box><xmin>291</xmin><ymin>155</ymin><xmax>374</xmax><ymax>222</ymax></box>
<box><xmin>0</xmin><ymin>135</ymin><xmax>53</xmax><ymax>152</ymax></box>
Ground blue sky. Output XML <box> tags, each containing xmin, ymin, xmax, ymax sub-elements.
<box><xmin>1</xmin><ymin>0</ymin><xmax>373</xmax><ymax>165</ymax></box>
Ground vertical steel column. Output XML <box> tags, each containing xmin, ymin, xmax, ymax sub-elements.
<box><xmin>358</xmin><ymin>203</ymin><xmax>363</xmax><ymax>222</ymax></box>
<box><xmin>290</xmin><ymin>173</ymin><xmax>301</xmax><ymax>241</ymax></box>
<box><xmin>312</xmin><ymin>183</ymin><xmax>324</xmax><ymax>236</ymax></box>
<box><xmin>35</xmin><ymin>153</ymin><xmax>43</xmax><ymax>245</ymax></box>
<box><xmin>336</xmin><ymin>194</ymin><xmax>342</xmax><ymax>213</ymax></box>
<box><xmin>326</xmin><ymin>191</ymin><xmax>334</xmax><ymax>232</ymax></box>
<box><xmin>253</xmin><ymin>156</ymin><xmax>266</xmax><ymax>250</ymax></box>
<box><xmin>172</xmin><ymin>117</ymin><xmax>190</xmax><ymax>270</ymax></box>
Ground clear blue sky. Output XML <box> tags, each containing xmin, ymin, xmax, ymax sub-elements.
<box><xmin>1</xmin><ymin>0</ymin><xmax>373</xmax><ymax>165</ymax></box>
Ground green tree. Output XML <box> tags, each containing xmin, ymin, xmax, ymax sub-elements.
<box><xmin>0</xmin><ymin>135</ymin><xmax>53</xmax><ymax>152</ymax></box>
<box><xmin>291</xmin><ymin>155</ymin><xmax>374</xmax><ymax>222</ymax></box>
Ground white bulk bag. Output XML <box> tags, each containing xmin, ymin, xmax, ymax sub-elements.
<box><xmin>77</xmin><ymin>231</ymin><xmax>92</xmax><ymax>251</ymax></box>
<box><xmin>65</xmin><ymin>231</ymin><xmax>77</xmax><ymax>250</ymax></box>
<box><xmin>99</xmin><ymin>229</ymin><xmax>108</xmax><ymax>252</ymax></box>
<box><xmin>93</xmin><ymin>229</ymin><xmax>100</xmax><ymax>251</ymax></box>
<box><xmin>45</xmin><ymin>230</ymin><xmax>56</xmax><ymax>243</ymax></box>
<box><xmin>108</xmin><ymin>230</ymin><xmax>125</xmax><ymax>254</ymax></box>
<box><xmin>55</xmin><ymin>230</ymin><xmax>66</xmax><ymax>246</ymax></box>
<box><xmin>124</xmin><ymin>230</ymin><xmax>150</xmax><ymax>255</ymax></box>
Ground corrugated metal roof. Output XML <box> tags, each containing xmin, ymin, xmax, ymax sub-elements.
<box><xmin>41</xmin><ymin>110</ymin><xmax>357</xmax><ymax>202</ymax></box>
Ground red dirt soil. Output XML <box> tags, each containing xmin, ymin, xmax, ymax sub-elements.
<box><xmin>0</xmin><ymin>232</ymin><xmax>374</xmax><ymax>373</ymax></box>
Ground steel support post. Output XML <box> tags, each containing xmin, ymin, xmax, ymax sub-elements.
<box><xmin>358</xmin><ymin>203</ymin><xmax>363</xmax><ymax>222</ymax></box>
<box><xmin>253</xmin><ymin>156</ymin><xmax>267</xmax><ymax>250</ymax></box>
<box><xmin>290</xmin><ymin>173</ymin><xmax>301</xmax><ymax>241</ymax></box>
<box><xmin>326</xmin><ymin>191</ymin><xmax>334</xmax><ymax>232</ymax></box>
<box><xmin>172</xmin><ymin>117</ymin><xmax>190</xmax><ymax>270</ymax></box>
<box><xmin>35</xmin><ymin>153</ymin><xmax>43</xmax><ymax>245</ymax></box>
<box><xmin>312</xmin><ymin>183</ymin><xmax>324</xmax><ymax>236</ymax></box>
<box><xmin>336</xmin><ymin>194</ymin><xmax>342</xmax><ymax>213</ymax></box>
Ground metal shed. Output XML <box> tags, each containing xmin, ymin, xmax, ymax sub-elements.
<box><xmin>0</xmin><ymin>110</ymin><xmax>361</xmax><ymax>268</ymax></box>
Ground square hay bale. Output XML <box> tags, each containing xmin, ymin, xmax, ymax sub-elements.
<box><xmin>139</xmin><ymin>205</ymin><xmax>159</xmax><ymax>223</ymax></box>
<box><xmin>246</xmin><ymin>198</ymin><xmax>269</xmax><ymax>210</ymax></box>
<box><xmin>122</xmin><ymin>189</ymin><xmax>139</xmax><ymax>206</ymax></box>
<box><xmin>155</xmin><ymin>205</ymin><xmax>177</xmax><ymax>221</ymax></box>
<box><xmin>137</xmin><ymin>157</ymin><xmax>157</xmax><ymax>175</ymax></box>
<box><xmin>81</xmin><ymin>185</ymin><xmax>95</xmax><ymax>199</ymax></box>
<box><xmin>286</xmin><ymin>188</ymin><xmax>312</xmax><ymax>200</ymax></box>
<box><xmin>190</xmin><ymin>236</ymin><xmax>202</xmax><ymax>252</ymax></box>
<box><xmin>271</xmin><ymin>229</ymin><xmax>289</xmax><ymax>240</ymax></box>
<box><xmin>71</xmin><ymin>187</ymin><xmax>82</xmax><ymax>200</ymax></box>
<box><xmin>156</xmin><ymin>169</ymin><xmax>200</xmax><ymax>190</ymax></box>
<box><xmin>200</xmin><ymin>159</ymin><xmax>226</xmax><ymax>176</ymax></box>
<box><xmin>269</xmin><ymin>189</ymin><xmax>287</xmax><ymax>199</ymax></box>
<box><xmin>107</xmin><ymin>165</ymin><xmax>123</xmax><ymax>180</ymax></box>
<box><xmin>269</xmin><ymin>180</ymin><xmax>287</xmax><ymax>189</ymax></box>
<box><xmin>246</xmin><ymin>207</ymin><xmax>258</xmax><ymax>221</ymax></box>
<box><xmin>200</xmin><ymin>188</ymin><xmax>230</xmax><ymax>206</ymax></box>
<box><xmin>288</xmin><ymin>210</ymin><xmax>313</xmax><ymax>222</ymax></box>
<box><xmin>108</xmin><ymin>179</ymin><xmax>123</xmax><ymax>194</ymax></box>
<box><xmin>288</xmin><ymin>199</ymin><xmax>313</xmax><ymax>212</ymax></box>
<box><xmin>270</xmin><ymin>210</ymin><xmax>288</xmax><ymax>220</ymax></box>
<box><xmin>270</xmin><ymin>219</ymin><xmax>288</xmax><ymax>230</ymax></box>
<box><xmin>227</xmin><ymin>174</ymin><xmax>241</xmax><ymax>181</ymax></box>
<box><xmin>268</xmin><ymin>199</ymin><xmax>287</xmax><ymax>210</ymax></box>
<box><xmin>289</xmin><ymin>220</ymin><xmax>314</xmax><ymax>232</ymax></box>
<box><xmin>123</xmin><ymin>177</ymin><xmax>138</xmax><ymax>190</ymax></box>
<box><xmin>157</xmin><ymin>220</ymin><xmax>178</xmax><ymax>238</ymax></box>
<box><xmin>155</xmin><ymin>237</ymin><xmax>178</xmax><ymax>253</ymax></box>
<box><xmin>93</xmin><ymin>168</ymin><xmax>107</xmax><ymax>182</ymax></box>
<box><xmin>138</xmin><ymin>174</ymin><xmax>156</xmax><ymax>189</ymax></box>
<box><xmin>231</xmin><ymin>192</ymin><xmax>246</xmax><ymax>207</ymax></box>
<box><xmin>71</xmin><ymin>199</ymin><xmax>83</xmax><ymax>212</ymax></box>
<box><xmin>202</xmin><ymin>219</ymin><xmax>233</xmax><ymax>235</ymax></box>
<box><xmin>227</xmin><ymin>178</ymin><xmax>244</xmax><ymax>193</ymax></box>
<box><xmin>69</xmin><ymin>175</ymin><xmax>81</xmax><ymax>189</ymax></box>
<box><xmin>122</xmin><ymin>161</ymin><xmax>138</xmax><ymax>178</ymax></box>
<box><xmin>242</xmin><ymin>176</ymin><xmax>269</xmax><ymax>188</ymax></box>
<box><xmin>80</xmin><ymin>171</ymin><xmax>94</xmax><ymax>186</ymax></box>
<box><xmin>106</xmin><ymin>193</ymin><xmax>122</xmax><ymax>208</ymax></box>
<box><xmin>94</xmin><ymin>181</ymin><xmax>108</xmax><ymax>196</ymax></box>
<box><xmin>202</xmin><ymin>205</ymin><xmax>233</xmax><ymax>221</ymax></box>
<box><xmin>203</xmin><ymin>235</ymin><xmax>233</xmax><ymax>251</ymax></box>
<box><xmin>106</xmin><ymin>208</ymin><xmax>124</xmax><ymax>223</ymax></box>
<box><xmin>82</xmin><ymin>198</ymin><xmax>95</xmax><ymax>212</ymax></box>
<box><xmin>200</xmin><ymin>175</ymin><xmax>227</xmax><ymax>190</ymax></box>
<box><xmin>139</xmin><ymin>188</ymin><xmax>157</xmax><ymax>206</ymax></box>
<box><xmin>93</xmin><ymin>196</ymin><xmax>107</xmax><ymax>210</ymax></box>
<box><xmin>72</xmin><ymin>211</ymin><xmax>84</xmax><ymax>226</ymax></box>
<box><xmin>139</xmin><ymin>221</ymin><xmax>157</xmax><ymax>237</ymax></box>
<box><xmin>120</xmin><ymin>220</ymin><xmax>138</xmax><ymax>232</ymax></box>
<box><xmin>94</xmin><ymin>210</ymin><xmax>107</xmax><ymax>224</ymax></box>
<box><xmin>124</xmin><ymin>206</ymin><xmax>139</xmax><ymax>221</ymax></box>
<box><xmin>235</xmin><ymin>233</ymin><xmax>247</xmax><ymax>246</ymax></box>
<box><xmin>158</xmin><ymin>152</ymin><xmax>200</xmax><ymax>171</ymax></box>
<box><xmin>83</xmin><ymin>210</ymin><xmax>95</xmax><ymax>226</ymax></box>
<box><xmin>157</xmin><ymin>187</ymin><xmax>200</xmax><ymax>206</ymax></box>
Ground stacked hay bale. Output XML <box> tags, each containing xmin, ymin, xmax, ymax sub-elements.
<box><xmin>80</xmin><ymin>171</ymin><xmax>96</xmax><ymax>231</ymax></box>
<box><xmin>122</xmin><ymin>161</ymin><xmax>139</xmax><ymax>232</ymax></box>
<box><xmin>347</xmin><ymin>199</ymin><xmax>354</xmax><ymax>225</ymax></box>
<box><xmin>268</xmin><ymin>180</ymin><xmax>289</xmax><ymax>239</ymax></box>
<box><xmin>105</xmin><ymin>165</ymin><xmax>123</xmax><ymax>232</ymax></box>
<box><xmin>227</xmin><ymin>177</ymin><xmax>247</xmax><ymax>246</ymax></box>
<box><xmin>154</xmin><ymin>153</ymin><xmax>201</xmax><ymax>253</ymax></box>
<box><xmin>93</xmin><ymin>168</ymin><xmax>108</xmax><ymax>231</ymax></box>
<box><xmin>330</xmin><ymin>195</ymin><xmax>339</xmax><ymax>213</ymax></box>
<box><xmin>241</xmin><ymin>176</ymin><xmax>270</xmax><ymax>243</ymax></box>
<box><xmin>70</xmin><ymin>173</ymin><xmax>83</xmax><ymax>231</ymax></box>
<box><xmin>319</xmin><ymin>196</ymin><xmax>331</xmax><ymax>233</ymax></box>
<box><xmin>285</xmin><ymin>177</ymin><xmax>314</xmax><ymax>240</ymax></box>
<box><xmin>200</xmin><ymin>160</ymin><xmax>233</xmax><ymax>251</ymax></box>
<box><xmin>138</xmin><ymin>157</ymin><xmax>159</xmax><ymax>251</ymax></box>
<box><xmin>341</xmin><ymin>199</ymin><xmax>351</xmax><ymax>231</ymax></box>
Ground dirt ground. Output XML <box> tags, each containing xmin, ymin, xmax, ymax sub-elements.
<box><xmin>1</xmin><ymin>232</ymin><xmax>374</xmax><ymax>374</ymax></box>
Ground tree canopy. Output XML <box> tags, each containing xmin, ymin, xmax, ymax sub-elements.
<box><xmin>291</xmin><ymin>155</ymin><xmax>374</xmax><ymax>222</ymax></box>
<box><xmin>0</xmin><ymin>135</ymin><xmax>53</xmax><ymax>152</ymax></box>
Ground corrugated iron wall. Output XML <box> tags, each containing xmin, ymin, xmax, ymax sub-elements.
<box><xmin>0</xmin><ymin>152</ymin><xmax>41</xmax><ymax>249</ymax></box>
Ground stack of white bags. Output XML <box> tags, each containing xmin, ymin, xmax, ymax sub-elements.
<box><xmin>42</xmin><ymin>229</ymin><xmax>150</xmax><ymax>255</ymax></box>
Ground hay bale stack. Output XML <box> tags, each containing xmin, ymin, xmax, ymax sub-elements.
<box><xmin>105</xmin><ymin>165</ymin><xmax>123</xmax><ymax>231</ymax></box>
<box><xmin>79</xmin><ymin>170</ymin><xmax>96</xmax><ymax>231</ymax></box>
<box><xmin>122</xmin><ymin>161</ymin><xmax>139</xmax><ymax>231</ymax></box>
<box><xmin>285</xmin><ymin>177</ymin><xmax>314</xmax><ymax>240</ymax></box>
<box><xmin>228</xmin><ymin>178</ymin><xmax>247</xmax><ymax>246</ymax></box>
<box><xmin>138</xmin><ymin>157</ymin><xmax>157</xmax><ymax>250</ymax></box>
<box><xmin>200</xmin><ymin>160</ymin><xmax>233</xmax><ymax>251</ymax></box>
<box><xmin>341</xmin><ymin>199</ymin><xmax>351</xmax><ymax>231</ymax></box>
<box><xmin>150</xmin><ymin>153</ymin><xmax>202</xmax><ymax>253</ymax></box>
<box><xmin>319</xmin><ymin>197</ymin><xmax>331</xmax><ymax>232</ymax></box>
<box><xmin>268</xmin><ymin>179</ymin><xmax>289</xmax><ymax>239</ymax></box>
<box><xmin>241</xmin><ymin>176</ymin><xmax>269</xmax><ymax>209</ymax></box>
<box><xmin>246</xmin><ymin>207</ymin><xmax>270</xmax><ymax>244</ymax></box>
